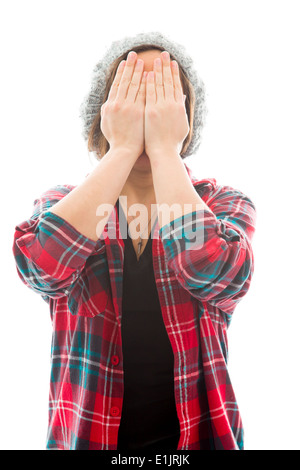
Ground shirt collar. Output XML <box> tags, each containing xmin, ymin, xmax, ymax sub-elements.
<box><xmin>183</xmin><ymin>161</ymin><xmax>217</xmax><ymax>190</ymax></box>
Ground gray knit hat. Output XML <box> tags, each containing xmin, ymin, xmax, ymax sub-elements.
<box><xmin>79</xmin><ymin>31</ymin><xmax>208</xmax><ymax>159</ymax></box>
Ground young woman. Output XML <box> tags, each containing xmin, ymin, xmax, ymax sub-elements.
<box><xmin>12</xmin><ymin>32</ymin><xmax>256</xmax><ymax>451</ymax></box>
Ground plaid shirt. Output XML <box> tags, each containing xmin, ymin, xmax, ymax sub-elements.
<box><xmin>12</xmin><ymin>163</ymin><xmax>256</xmax><ymax>450</ymax></box>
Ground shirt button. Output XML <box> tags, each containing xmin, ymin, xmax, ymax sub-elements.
<box><xmin>111</xmin><ymin>355</ymin><xmax>119</xmax><ymax>366</ymax></box>
<box><xmin>110</xmin><ymin>406</ymin><xmax>120</xmax><ymax>417</ymax></box>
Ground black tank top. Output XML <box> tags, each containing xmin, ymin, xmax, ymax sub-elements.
<box><xmin>116</xmin><ymin>198</ymin><xmax>181</xmax><ymax>451</ymax></box>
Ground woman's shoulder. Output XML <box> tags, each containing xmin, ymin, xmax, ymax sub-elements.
<box><xmin>194</xmin><ymin>178</ymin><xmax>255</xmax><ymax>209</ymax></box>
<box><xmin>34</xmin><ymin>183</ymin><xmax>76</xmax><ymax>202</ymax></box>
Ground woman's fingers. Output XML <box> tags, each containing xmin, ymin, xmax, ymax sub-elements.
<box><xmin>154</xmin><ymin>57</ymin><xmax>164</xmax><ymax>101</ymax></box>
<box><xmin>161</xmin><ymin>51</ymin><xmax>174</xmax><ymax>100</ymax></box>
<box><xmin>171</xmin><ymin>59</ymin><xmax>185</xmax><ymax>103</ymax></box>
<box><xmin>106</xmin><ymin>51</ymin><xmax>146</xmax><ymax>106</ymax></box>
<box><xmin>107</xmin><ymin>60</ymin><xmax>126</xmax><ymax>102</ymax></box>
<box><xmin>146</xmin><ymin>71</ymin><xmax>156</xmax><ymax>106</ymax></box>
<box><xmin>136</xmin><ymin>71</ymin><xmax>147</xmax><ymax>105</ymax></box>
<box><xmin>126</xmin><ymin>58</ymin><xmax>144</xmax><ymax>102</ymax></box>
<box><xmin>115</xmin><ymin>51</ymin><xmax>138</xmax><ymax>101</ymax></box>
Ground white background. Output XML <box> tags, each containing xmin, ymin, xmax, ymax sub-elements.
<box><xmin>1</xmin><ymin>0</ymin><xmax>299</xmax><ymax>450</ymax></box>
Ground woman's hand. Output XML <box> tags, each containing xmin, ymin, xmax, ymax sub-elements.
<box><xmin>144</xmin><ymin>51</ymin><xmax>190</xmax><ymax>157</ymax></box>
<box><xmin>100</xmin><ymin>51</ymin><xmax>146</xmax><ymax>158</ymax></box>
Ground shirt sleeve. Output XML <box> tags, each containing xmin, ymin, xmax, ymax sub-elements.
<box><xmin>159</xmin><ymin>184</ymin><xmax>256</xmax><ymax>324</ymax></box>
<box><xmin>12</xmin><ymin>184</ymin><xmax>105</xmax><ymax>302</ymax></box>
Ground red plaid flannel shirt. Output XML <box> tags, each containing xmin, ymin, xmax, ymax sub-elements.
<box><xmin>12</xmin><ymin>163</ymin><xmax>256</xmax><ymax>450</ymax></box>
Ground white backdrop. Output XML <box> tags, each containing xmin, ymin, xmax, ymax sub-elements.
<box><xmin>1</xmin><ymin>0</ymin><xmax>299</xmax><ymax>450</ymax></box>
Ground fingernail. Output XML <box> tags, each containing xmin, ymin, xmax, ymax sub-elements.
<box><xmin>128</xmin><ymin>51</ymin><xmax>137</xmax><ymax>61</ymax></box>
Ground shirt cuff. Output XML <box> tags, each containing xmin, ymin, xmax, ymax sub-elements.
<box><xmin>159</xmin><ymin>208</ymin><xmax>241</xmax><ymax>261</ymax></box>
<box><xmin>15</xmin><ymin>210</ymin><xmax>102</xmax><ymax>278</ymax></box>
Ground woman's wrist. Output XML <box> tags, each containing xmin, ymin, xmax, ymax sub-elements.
<box><xmin>104</xmin><ymin>146</ymin><xmax>140</xmax><ymax>163</ymax></box>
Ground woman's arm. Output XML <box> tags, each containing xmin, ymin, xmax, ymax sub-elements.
<box><xmin>158</xmin><ymin>177</ymin><xmax>256</xmax><ymax>324</ymax></box>
<box><xmin>12</xmin><ymin>53</ymin><xmax>146</xmax><ymax>301</ymax></box>
<box><xmin>49</xmin><ymin>54</ymin><xmax>147</xmax><ymax>241</ymax></box>
<box><xmin>12</xmin><ymin>148</ymin><xmax>138</xmax><ymax>301</ymax></box>
<box><xmin>48</xmin><ymin>148</ymin><xmax>138</xmax><ymax>241</ymax></box>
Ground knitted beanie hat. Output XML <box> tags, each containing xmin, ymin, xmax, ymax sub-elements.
<box><xmin>79</xmin><ymin>31</ymin><xmax>208</xmax><ymax>159</ymax></box>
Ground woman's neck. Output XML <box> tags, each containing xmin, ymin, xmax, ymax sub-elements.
<box><xmin>120</xmin><ymin>168</ymin><xmax>156</xmax><ymax>205</ymax></box>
